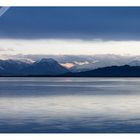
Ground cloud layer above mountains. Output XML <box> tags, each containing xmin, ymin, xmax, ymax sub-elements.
<box><xmin>1</xmin><ymin>7</ymin><xmax>140</xmax><ymax>40</ymax></box>
<box><xmin>0</xmin><ymin>39</ymin><xmax>140</xmax><ymax>56</ymax></box>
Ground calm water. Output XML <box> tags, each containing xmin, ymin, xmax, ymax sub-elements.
<box><xmin>0</xmin><ymin>77</ymin><xmax>140</xmax><ymax>132</ymax></box>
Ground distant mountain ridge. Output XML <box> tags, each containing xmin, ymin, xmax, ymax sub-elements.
<box><xmin>21</xmin><ymin>58</ymin><xmax>69</xmax><ymax>76</ymax></box>
<box><xmin>6</xmin><ymin>54</ymin><xmax>140</xmax><ymax>72</ymax></box>
<box><xmin>128</xmin><ymin>60</ymin><xmax>140</xmax><ymax>66</ymax></box>
<box><xmin>67</xmin><ymin>65</ymin><xmax>140</xmax><ymax>77</ymax></box>
<box><xmin>0</xmin><ymin>58</ymin><xmax>140</xmax><ymax>76</ymax></box>
<box><xmin>0</xmin><ymin>59</ymin><xmax>30</xmax><ymax>75</ymax></box>
<box><xmin>0</xmin><ymin>58</ymin><xmax>69</xmax><ymax>76</ymax></box>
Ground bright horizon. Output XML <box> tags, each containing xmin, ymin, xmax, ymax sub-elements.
<box><xmin>0</xmin><ymin>39</ymin><xmax>140</xmax><ymax>56</ymax></box>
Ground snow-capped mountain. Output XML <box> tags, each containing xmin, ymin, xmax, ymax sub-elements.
<box><xmin>3</xmin><ymin>54</ymin><xmax>139</xmax><ymax>72</ymax></box>
<box><xmin>67</xmin><ymin>54</ymin><xmax>133</xmax><ymax>72</ymax></box>
<box><xmin>0</xmin><ymin>58</ymin><xmax>69</xmax><ymax>76</ymax></box>
<box><xmin>0</xmin><ymin>59</ymin><xmax>30</xmax><ymax>75</ymax></box>
<box><xmin>0</xmin><ymin>55</ymin><xmax>140</xmax><ymax>76</ymax></box>
<box><xmin>21</xmin><ymin>58</ymin><xmax>69</xmax><ymax>76</ymax></box>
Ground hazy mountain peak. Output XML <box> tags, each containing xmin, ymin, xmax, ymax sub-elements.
<box><xmin>38</xmin><ymin>58</ymin><xmax>57</xmax><ymax>64</ymax></box>
<box><xmin>128</xmin><ymin>60</ymin><xmax>140</xmax><ymax>66</ymax></box>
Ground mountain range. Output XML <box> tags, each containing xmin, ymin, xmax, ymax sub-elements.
<box><xmin>68</xmin><ymin>65</ymin><xmax>140</xmax><ymax>77</ymax></box>
<box><xmin>0</xmin><ymin>58</ymin><xmax>140</xmax><ymax>76</ymax></box>
<box><xmin>5</xmin><ymin>54</ymin><xmax>140</xmax><ymax>71</ymax></box>
<box><xmin>0</xmin><ymin>58</ymin><xmax>69</xmax><ymax>76</ymax></box>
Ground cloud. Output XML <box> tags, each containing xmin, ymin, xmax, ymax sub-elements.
<box><xmin>1</xmin><ymin>7</ymin><xmax>140</xmax><ymax>40</ymax></box>
<box><xmin>0</xmin><ymin>48</ymin><xmax>14</xmax><ymax>52</ymax></box>
<box><xmin>0</xmin><ymin>38</ymin><xmax>140</xmax><ymax>55</ymax></box>
<box><xmin>0</xmin><ymin>48</ymin><xmax>7</xmax><ymax>51</ymax></box>
<box><xmin>0</xmin><ymin>39</ymin><xmax>140</xmax><ymax>55</ymax></box>
<box><xmin>61</xmin><ymin>63</ymin><xmax>75</xmax><ymax>68</ymax></box>
<box><xmin>74</xmin><ymin>61</ymin><xmax>89</xmax><ymax>65</ymax></box>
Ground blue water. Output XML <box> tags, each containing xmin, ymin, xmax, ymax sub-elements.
<box><xmin>0</xmin><ymin>77</ymin><xmax>140</xmax><ymax>133</ymax></box>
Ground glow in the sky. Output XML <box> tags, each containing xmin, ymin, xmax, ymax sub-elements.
<box><xmin>0</xmin><ymin>39</ymin><xmax>140</xmax><ymax>56</ymax></box>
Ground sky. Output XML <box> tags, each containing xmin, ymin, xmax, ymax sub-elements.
<box><xmin>0</xmin><ymin>7</ymin><xmax>140</xmax><ymax>56</ymax></box>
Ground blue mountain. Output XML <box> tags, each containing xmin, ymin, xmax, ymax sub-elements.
<box><xmin>0</xmin><ymin>58</ymin><xmax>140</xmax><ymax>77</ymax></box>
<box><xmin>68</xmin><ymin>65</ymin><xmax>140</xmax><ymax>77</ymax></box>
<box><xmin>0</xmin><ymin>59</ymin><xmax>30</xmax><ymax>75</ymax></box>
<box><xmin>21</xmin><ymin>58</ymin><xmax>69</xmax><ymax>76</ymax></box>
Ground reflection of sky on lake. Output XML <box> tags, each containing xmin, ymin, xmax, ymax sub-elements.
<box><xmin>0</xmin><ymin>78</ymin><xmax>140</xmax><ymax>132</ymax></box>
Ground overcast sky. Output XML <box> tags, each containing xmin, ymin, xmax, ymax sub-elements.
<box><xmin>0</xmin><ymin>7</ymin><xmax>140</xmax><ymax>56</ymax></box>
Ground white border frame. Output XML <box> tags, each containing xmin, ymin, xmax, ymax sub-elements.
<box><xmin>0</xmin><ymin>0</ymin><xmax>140</xmax><ymax>6</ymax></box>
<box><xmin>0</xmin><ymin>0</ymin><xmax>140</xmax><ymax>140</ymax></box>
<box><xmin>1</xmin><ymin>134</ymin><xmax>140</xmax><ymax>140</ymax></box>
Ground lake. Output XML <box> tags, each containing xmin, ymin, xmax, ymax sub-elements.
<box><xmin>0</xmin><ymin>77</ymin><xmax>140</xmax><ymax>133</ymax></box>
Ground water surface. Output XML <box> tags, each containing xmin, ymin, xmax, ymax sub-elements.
<box><xmin>0</xmin><ymin>77</ymin><xmax>140</xmax><ymax>132</ymax></box>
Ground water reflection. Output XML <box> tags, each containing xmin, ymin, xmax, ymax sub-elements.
<box><xmin>0</xmin><ymin>78</ymin><xmax>140</xmax><ymax>132</ymax></box>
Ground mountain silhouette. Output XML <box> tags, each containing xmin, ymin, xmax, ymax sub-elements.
<box><xmin>0</xmin><ymin>58</ymin><xmax>69</xmax><ymax>76</ymax></box>
<box><xmin>0</xmin><ymin>59</ymin><xmax>29</xmax><ymax>75</ymax></box>
<box><xmin>21</xmin><ymin>58</ymin><xmax>69</xmax><ymax>76</ymax></box>
<box><xmin>0</xmin><ymin>58</ymin><xmax>140</xmax><ymax>77</ymax></box>
<box><xmin>68</xmin><ymin>65</ymin><xmax>140</xmax><ymax>77</ymax></box>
